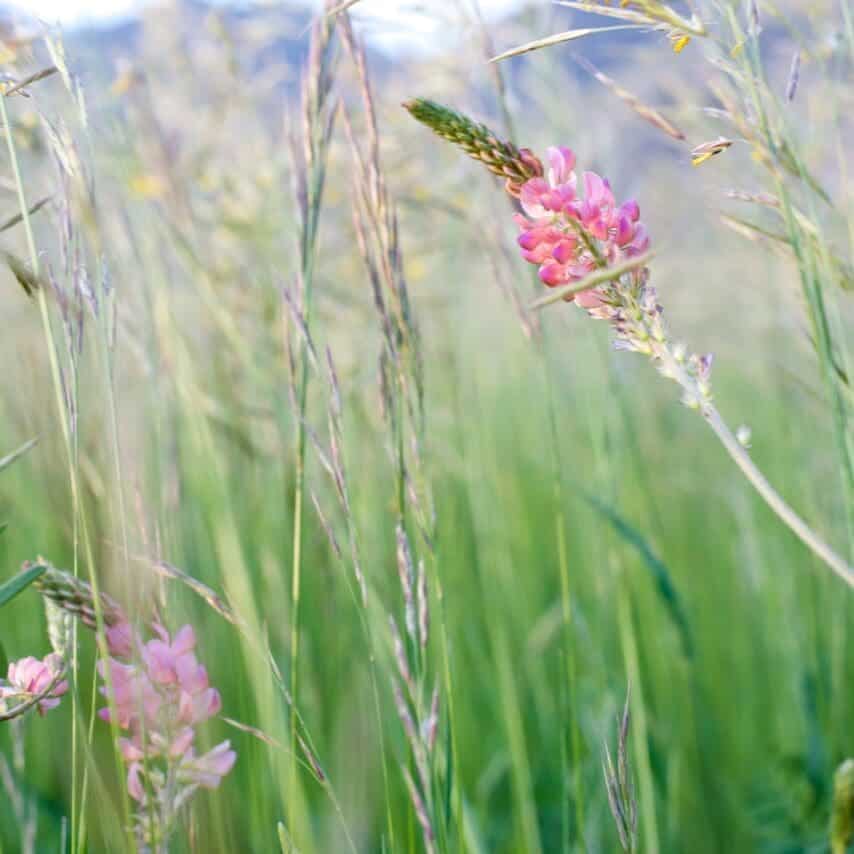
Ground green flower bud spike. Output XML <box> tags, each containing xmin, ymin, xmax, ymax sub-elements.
<box><xmin>832</xmin><ymin>759</ymin><xmax>854</xmax><ymax>854</ymax></box>
<box><xmin>403</xmin><ymin>98</ymin><xmax>542</xmax><ymax>195</ymax></box>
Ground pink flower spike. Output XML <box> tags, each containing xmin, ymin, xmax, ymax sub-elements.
<box><xmin>547</xmin><ymin>146</ymin><xmax>576</xmax><ymax>186</ymax></box>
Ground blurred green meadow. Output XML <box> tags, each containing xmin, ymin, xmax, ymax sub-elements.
<box><xmin>0</xmin><ymin>0</ymin><xmax>852</xmax><ymax>851</ymax></box>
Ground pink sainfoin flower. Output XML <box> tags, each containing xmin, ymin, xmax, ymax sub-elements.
<box><xmin>515</xmin><ymin>146</ymin><xmax>649</xmax><ymax>309</ymax></box>
<box><xmin>97</xmin><ymin>622</ymin><xmax>234</xmax><ymax>848</ymax></box>
<box><xmin>0</xmin><ymin>653</ymin><xmax>68</xmax><ymax>716</ymax></box>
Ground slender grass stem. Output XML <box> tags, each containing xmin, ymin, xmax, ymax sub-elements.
<box><xmin>0</xmin><ymin>90</ymin><xmax>132</xmax><ymax>850</ymax></box>
<box><xmin>702</xmin><ymin>404</ymin><xmax>854</xmax><ymax>585</ymax></box>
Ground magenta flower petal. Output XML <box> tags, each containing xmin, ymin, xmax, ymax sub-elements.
<box><xmin>620</xmin><ymin>199</ymin><xmax>640</xmax><ymax>222</ymax></box>
<box><xmin>552</xmin><ymin>240</ymin><xmax>575</xmax><ymax>264</ymax></box>
<box><xmin>539</xmin><ymin>262</ymin><xmax>567</xmax><ymax>287</ymax></box>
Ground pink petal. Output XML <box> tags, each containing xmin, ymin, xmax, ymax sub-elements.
<box><xmin>552</xmin><ymin>240</ymin><xmax>576</xmax><ymax>264</ymax></box>
<box><xmin>120</xmin><ymin>737</ymin><xmax>145</xmax><ymax>762</ymax></box>
<box><xmin>547</xmin><ymin>145</ymin><xmax>576</xmax><ymax>186</ymax></box>
<box><xmin>620</xmin><ymin>199</ymin><xmax>640</xmax><ymax>222</ymax></box>
<box><xmin>615</xmin><ymin>214</ymin><xmax>634</xmax><ymax>246</ymax></box>
<box><xmin>628</xmin><ymin>224</ymin><xmax>650</xmax><ymax>253</ymax></box>
<box><xmin>172</xmin><ymin>625</ymin><xmax>196</xmax><ymax>657</ymax></box>
<box><xmin>583</xmin><ymin>171</ymin><xmax>606</xmax><ymax>204</ymax></box>
<box><xmin>127</xmin><ymin>763</ymin><xmax>145</xmax><ymax>803</ymax></box>
<box><xmin>517</xmin><ymin>231</ymin><xmax>541</xmax><ymax>252</ymax></box>
<box><xmin>575</xmin><ymin>289</ymin><xmax>604</xmax><ymax>309</ymax></box>
<box><xmin>538</xmin><ymin>262</ymin><xmax>567</xmax><ymax>287</ymax></box>
<box><xmin>519</xmin><ymin>178</ymin><xmax>550</xmax><ymax>219</ymax></box>
<box><xmin>106</xmin><ymin>622</ymin><xmax>137</xmax><ymax>659</ymax></box>
<box><xmin>170</xmin><ymin>726</ymin><xmax>196</xmax><ymax>758</ymax></box>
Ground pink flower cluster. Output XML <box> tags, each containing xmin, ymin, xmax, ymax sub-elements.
<box><xmin>514</xmin><ymin>146</ymin><xmax>649</xmax><ymax>307</ymax></box>
<box><xmin>0</xmin><ymin>653</ymin><xmax>68</xmax><ymax>716</ymax></box>
<box><xmin>98</xmin><ymin>622</ymin><xmax>235</xmax><ymax>810</ymax></box>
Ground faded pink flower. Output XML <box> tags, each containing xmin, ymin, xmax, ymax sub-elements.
<box><xmin>177</xmin><ymin>741</ymin><xmax>237</xmax><ymax>790</ymax></box>
<box><xmin>127</xmin><ymin>761</ymin><xmax>145</xmax><ymax>802</ymax></box>
<box><xmin>142</xmin><ymin>624</ymin><xmax>196</xmax><ymax>684</ymax></box>
<box><xmin>105</xmin><ymin>620</ymin><xmax>138</xmax><ymax>660</ymax></box>
<box><xmin>97</xmin><ymin>657</ymin><xmax>161</xmax><ymax>728</ymax></box>
<box><xmin>177</xmin><ymin>676</ymin><xmax>222</xmax><ymax>726</ymax></box>
<box><xmin>514</xmin><ymin>146</ymin><xmax>650</xmax><ymax>304</ymax></box>
<box><xmin>96</xmin><ymin>621</ymin><xmax>235</xmax><ymax>846</ymax></box>
<box><xmin>2</xmin><ymin>654</ymin><xmax>68</xmax><ymax>716</ymax></box>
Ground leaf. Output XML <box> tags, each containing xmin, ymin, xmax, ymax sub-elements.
<box><xmin>0</xmin><ymin>437</ymin><xmax>38</xmax><ymax>473</ymax></box>
<box><xmin>577</xmin><ymin>487</ymin><xmax>694</xmax><ymax>658</ymax></box>
<box><xmin>574</xmin><ymin>57</ymin><xmax>685</xmax><ymax>141</ymax></box>
<box><xmin>0</xmin><ymin>563</ymin><xmax>47</xmax><ymax>609</ymax></box>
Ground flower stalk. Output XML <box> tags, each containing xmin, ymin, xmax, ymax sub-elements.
<box><xmin>406</xmin><ymin>99</ymin><xmax>854</xmax><ymax>588</ymax></box>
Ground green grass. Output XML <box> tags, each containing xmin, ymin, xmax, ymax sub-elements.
<box><xmin>0</xmin><ymin>0</ymin><xmax>852</xmax><ymax>851</ymax></box>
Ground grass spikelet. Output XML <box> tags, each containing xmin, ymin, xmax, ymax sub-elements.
<box><xmin>603</xmin><ymin>687</ymin><xmax>638</xmax><ymax>852</ymax></box>
<box><xmin>403</xmin><ymin>97</ymin><xmax>542</xmax><ymax>194</ymax></box>
<box><xmin>488</xmin><ymin>25</ymin><xmax>643</xmax><ymax>63</ymax></box>
<box><xmin>555</xmin><ymin>0</ymin><xmax>706</xmax><ymax>39</ymax></box>
<box><xmin>3</xmin><ymin>250</ymin><xmax>43</xmax><ymax>297</ymax></box>
<box><xmin>0</xmin><ymin>195</ymin><xmax>51</xmax><ymax>233</ymax></box>
<box><xmin>30</xmin><ymin>559</ymin><xmax>125</xmax><ymax>630</ymax></box>
<box><xmin>1</xmin><ymin>65</ymin><xmax>57</xmax><ymax>97</ymax></box>
<box><xmin>0</xmin><ymin>437</ymin><xmax>37</xmax><ymax>474</ymax></box>
<box><xmin>690</xmin><ymin>137</ymin><xmax>735</xmax><ymax>166</ymax></box>
<box><xmin>574</xmin><ymin>57</ymin><xmax>686</xmax><ymax>141</ymax></box>
<box><xmin>832</xmin><ymin>760</ymin><xmax>854</xmax><ymax>854</ymax></box>
<box><xmin>785</xmin><ymin>50</ymin><xmax>801</xmax><ymax>102</ymax></box>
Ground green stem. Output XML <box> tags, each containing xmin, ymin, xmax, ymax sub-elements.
<box><xmin>703</xmin><ymin>404</ymin><xmax>854</xmax><ymax>585</ymax></box>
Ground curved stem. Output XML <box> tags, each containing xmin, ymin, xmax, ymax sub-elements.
<box><xmin>703</xmin><ymin>404</ymin><xmax>854</xmax><ymax>587</ymax></box>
